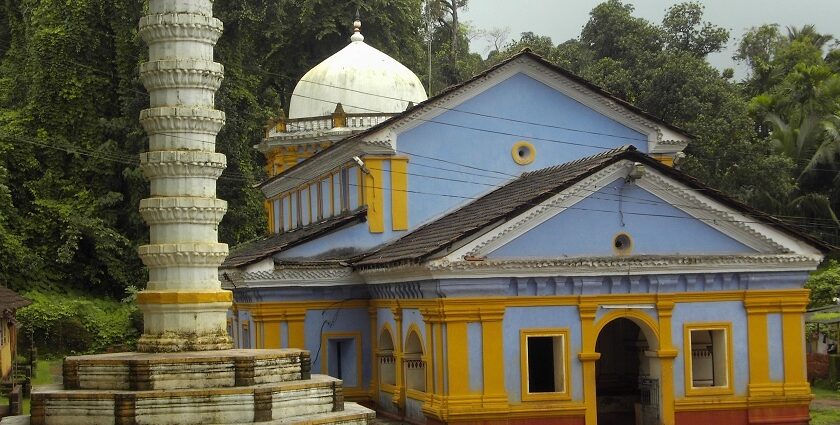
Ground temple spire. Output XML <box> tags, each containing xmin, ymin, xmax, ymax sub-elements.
<box><xmin>351</xmin><ymin>10</ymin><xmax>364</xmax><ymax>42</ymax></box>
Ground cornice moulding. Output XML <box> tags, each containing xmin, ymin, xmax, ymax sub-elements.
<box><xmin>139</xmin><ymin>242</ymin><xmax>229</xmax><ymax>268</ymax></box>
<box><xmin>140</xmin><ymin>197</ymin><xmax>227</xmax><ymax>225</ymax></box>
<box><xmin>357</xmin><ymin>254</ymin><xmax>822</xmax><ymax>284</ymax></box>
<box><xmin>139</xmin><ymin>14</ymin><xmax>223</xmax><ymax>45</ymax></box>
<box><xmin>140</xmin><ymin>60</ymin><xmax>224</xmax><ymax>91</ymax></box>
<box><xmin>140</xmin><ymin>107</ymin><xmax>225</xmax><ymax>135</ymax></box>
<box><xmin>140</xmin><ymin>151</ymin><xmax>227</xmax><ymax>178</ymax></box>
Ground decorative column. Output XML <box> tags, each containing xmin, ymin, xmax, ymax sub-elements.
<box><xmin>578</xmin><ymin>303</ymin><xmax>600</xmax><ymax>425</ymax></box>
<box><xmin>136</xmin><ymin>0</ymin><xmax>232</xmax><ymax>352</ymax></box>
<box><xmin>656</xmin><ymin>297</ymin><xmax>678</xmax><ymax>425</ymax></box>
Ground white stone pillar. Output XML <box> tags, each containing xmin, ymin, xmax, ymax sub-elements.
<box><xmin>136</xmin><ymin>0</ymin><xmax>232</xmax><ymax>352</ymax></box>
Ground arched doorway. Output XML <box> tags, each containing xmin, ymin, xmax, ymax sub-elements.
<box><xmin>595</xmin><ymin>317</ymin><xmax>660</xmax><ymax>425</ymax></box>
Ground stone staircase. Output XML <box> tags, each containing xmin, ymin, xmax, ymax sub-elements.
<box><xmin>27</xmin><ymin>349</ymin><xmax>374</xmax><ymax>425</ymax></box>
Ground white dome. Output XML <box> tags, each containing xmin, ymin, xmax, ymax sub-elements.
<box><xmin>288</xmin><ymin>26</ymin><xmax>428</xmax><ymax>119</ymax></box>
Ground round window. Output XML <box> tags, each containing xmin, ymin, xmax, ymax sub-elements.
<box><xmin>511</xmin><ymin>141</ymin><xmax>536</xmax><ymax>165</ymax></box>
<box><xmin>613</xmin><ymin>233</ymin><xmax>633</xmax><ymax>255</ymax></box>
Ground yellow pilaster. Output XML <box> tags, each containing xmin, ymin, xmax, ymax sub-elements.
<box><xmin>363</xmin><ymin>158</ymin><xmax>384</xmax><ymax>233</ymax></box>
<box><xmin>744</xmin><ymin>297</ymin><xmax>779</xmax><ymax>397</ymax></box>
<box><xmin>781</xmin><ymin>298</ymin><xmax>809</xmax><ymax>395</ymax></box>
<box><xmin>391</xmin><ymin>157</ymin><xmax>409</xmax><ymax>231</ymax></box>
<box><xmin>657</xmin><ymin>297</ymin><xmax>677</xmax><ymax>425</ymax></box>
<box><xmin>256</xmin><ymin>320</ymin><xmax>264</xmax><ymax>348</ymax></box>
<box><xmin>369</xmin><ymin>307</ymin><xmax>379</xmax><ymax>397</ymax></box>
<box><xmin>265</xmin><ymin>199</ymin><xmax>274</xmax><ymax>233</ymax></box>
<box><xmin>578</xmin><ymin>303</ymin><xmax>599</xmax><ymax>425</ymax></box>
<box><xmin>479</xmin><ymin>306</ymin><xmax>507</xmax><ymax>409</ymax></box>
<box><xmin>263</xmin><ymin>321</ymin><xmax>280</xmax><ymax>349</ymax></box>
<box><xmin>433</xmin><ymin>319</ymin><xmax>444</xmax><ymax>394</ymax></box>
<box><xmin>392</xmin><ymin>307</ymin><xmax>405</xmax><ymax>408</ymax></box>
<box><xmin>425</xmin><ymin>321</ymin><xmax>435</xmax><ymax>393</ymax></box>
<box><xmin>287</xmin><ymin>310</ymin><xmax>306</xmax><ymax>349</ymax></box>
<box><xmin>445</xmin><ymin>322</ymin><xmax>470</xmax><ymax>395</ymax></box>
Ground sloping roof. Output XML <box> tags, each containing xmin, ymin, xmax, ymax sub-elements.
<box><xmin>0</xmin><ymin>286</ymin><xmax>31</xmax><ymax>312</ymax></box>
<box><xmin>354</xmin><ymin>146</ymin><xmax>831</xmax><ymax>268</ymax></box>
<box><xmin>259</xmin><ymin>50</ymin><xmax>692</xmax><ymax>190</ymax></box>
<box><xmin>221</xmin><ymin>208</ymin><xmax>367</xmax><ymax>268</ymax></box>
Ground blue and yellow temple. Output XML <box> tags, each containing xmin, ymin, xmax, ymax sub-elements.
<box><xmin>221</xmin><ymin>21</ymin><xmax>828</xmax><ymax>425</ymax></box>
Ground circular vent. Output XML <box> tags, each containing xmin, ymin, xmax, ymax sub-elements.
<box><xmin>511</xmin><ymin>141</ymin><xmax>536</xmax><ymax>165</ymax></box>
<box><xmin>613</xmin><ymin>232</ymin><xmax>633</xmax><ymax>255</ymax></box>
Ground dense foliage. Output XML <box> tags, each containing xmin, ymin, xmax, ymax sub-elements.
<box><xmin>16</xmin><ymin>290</ymin><xmax>141</xmax><ymax>355</ymax></box>
<box><xmin>0</xmin><ymin>0</ymin><xmax>838</xmax><ymax>353</ymax></box>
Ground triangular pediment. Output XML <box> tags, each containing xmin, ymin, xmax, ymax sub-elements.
<box><xmin>443</xmin><ymin>160</ymin><xmax>823</xmax><ymax>261</ymax></box>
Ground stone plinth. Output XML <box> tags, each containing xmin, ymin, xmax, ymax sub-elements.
<box><xmin>29</xmin><ymin>349</ymin><xmax>375</xmax><ymax>425</ymax></box>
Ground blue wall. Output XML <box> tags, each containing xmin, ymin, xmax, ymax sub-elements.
<box><xmin>503</xmin><ymin>306</ymin><xmax>583</xmax><ymax>403</ymax></box>
<box><xmin>305</xmin><ymin>307</ymin><xmax>372</xmax><ymax>389</ymax></box>
<box><xmin>467</xmin><ymin>322</ymin><xmax>483</xmax><ymax>392</ymax></box>
<box><xmin>278</xmin><ymin>72</ymin><xmax>652</xmax><ymax>258</ymax></box>
<box><xmin>398</xmin><ymin>72</ymin><xmax>647</xmax><ymax>228</ymax></box>
<box><xmin>490</xmin><ymin>179</ymin><xmax>754</xmax><ymax>258</ymax></box>
<box><xmin>767</xmin><ymin>313</ymin><xmax>784</xmax><ymax>382</ymax></box>
<box><xmin>671</xmin><ymin>301</ymin><xmax>749</xmax><ymax>397</ymax></box>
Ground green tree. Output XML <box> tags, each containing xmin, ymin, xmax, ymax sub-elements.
<box><xmin>661</xmin><ymin>2</ymin><xmax>729</xmax><ymax>58</ymax></box>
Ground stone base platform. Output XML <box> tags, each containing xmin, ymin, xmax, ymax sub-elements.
<box><xmin>28</xmin><ymin>349</ymin><xmax>375</xmax><ymax>425</ymax></box>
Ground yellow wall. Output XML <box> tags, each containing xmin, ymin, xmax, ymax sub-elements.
<box><xmin>1</xmin><ymin>320</ymin><xmax>11</xmax><ymax>379</ymax></box>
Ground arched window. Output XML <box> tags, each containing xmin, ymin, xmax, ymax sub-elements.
<box><xmin>378</xmin><ymin>328</ymin><xmax>396</xmax><ymax>386</ymax></box>
<box><xmin>404</xmin><ymin>329</ymin><xmax>426</xmax><ymax>392</ymax></box>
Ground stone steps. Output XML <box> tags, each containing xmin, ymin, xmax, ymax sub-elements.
<box><xmin>28</xmin><ymin>349</ymin><xmax>374</xmax><ymax>425</ymax></box>
<box><xmin>62</xmin><ymin>349</ymin><xmax>310</xmax><ymax>391</ymax></box>
<box><xmin>32</xmin><ymin>375</ymin><xmax>346</xmax><ymax>425</ymax></box>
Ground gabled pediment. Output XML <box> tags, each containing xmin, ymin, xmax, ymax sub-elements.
<box><xmin>443</xmin><ymin>160</ymin><xmax>823</xmax><ymax>261</ymax></box>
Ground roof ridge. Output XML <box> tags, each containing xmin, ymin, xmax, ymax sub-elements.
<box><xmin>522</xmin><ymin>145</ymin><xmax>636</xmax><ymax>177</ymax></box>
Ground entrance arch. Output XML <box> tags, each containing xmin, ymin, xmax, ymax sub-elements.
<box><xmin>593</xmin><ymin>313</ymin><xmax>661</xmax><ymax>425</ymax></box>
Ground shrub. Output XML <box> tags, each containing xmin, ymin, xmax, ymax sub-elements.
<box><xmin>16</xmin><ymin>290</ymin><xmax>140</xmax><ymax>356</ymax></box>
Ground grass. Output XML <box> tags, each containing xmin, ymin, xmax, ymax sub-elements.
<box><xmin>811</xmin><ymin>407</ymin><xmax>840</xmax><ymax>425</ymax></box>
<box><xmin>811</xmin><ymin>381</ymin><xmax>840</xmax><ymax>425</ymax></box>
<box><xmin>1</xmin><ymin>359</ymin><xmax>61</xmax><ymax>415</ymax></box>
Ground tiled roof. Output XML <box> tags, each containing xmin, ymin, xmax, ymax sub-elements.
<box><xmin>0</xmin><ymin>286</ymin><xmax>31</xmax><ymax>312</ymax></box>
<box><xmin>221</xmin><ymin>208</ymin><xmax>367</xmax><ymax>268</ymax></box>
<box><xmin>354</xmin><ymin>146</ymin><xmax>831</xmax><ymax>268</ymax></box>
<box><xmin>354</xmin><ymin>146</ymin><xmax>637</xmax><ymax>267</ymax></box>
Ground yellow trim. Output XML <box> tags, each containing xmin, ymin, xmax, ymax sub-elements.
<box><xmin>652</xmin><ymin>154</ymin><xmax>675</xmax><ymax>167</ymax></box>
<box><xmin>377</xmin><ymin>323</ymin><xmax>398</xmax><ymax>387</ymax></box>
<box><xmin>674</xmin><ymin>393</ymin><xmax>811</xmax><ymax>411</ymax></box>
<box><xmin>288</xmin><ymin>319</ymin><xmax>305</xmax><ymax>349</ymax></box>
<box><xmin>746</xmin><ymin>307</ymin><xmax>771</xmax><ymax>394</ymax></box>
<box><xmin>391</xmin><ymin>157</ymin><xmax>409</xmax><ymax>231</ymax></box>
<box><xmin>404</xmin><ymin>323</ymin><xmax>426</xmax><ymax>356</ymax></box>
<box><xmin>368</xmin><ymin>307</ymin><xmax>378</xmax><ymax>395</ymax></box>
<box><xmin>263</xmin><ymin>321</ymin><xmax>280</xmax><ymax>349</ymax></box>
<box><xmin>480</xmin><ymin>307</ymin><xmax>507</xmax><ymax>408</ymax></box>
<box><xmin>137</xmin><ymin>291</ymin><xmax>232</xmax><ymax>304</ymax></box>
<box><xmin>657</xmin><ymin>297</ymin><xmax>677</xmax><ymax>425</ymax></box>
<box><xmin>265</xmin><ymin>199</ymin><xmax>273</xmax><ymax>233</ymax></box>
<box><xmin>284</xmin><ymin>194</ymin><xmax>292</xmax><ymax>230</ymax></box>
<box><xmin>519</xmin><ymin>328</ymin><xmax>572</xmax><ymax>402</ymax></box>
<box><xmin>781</xmin><ymin>305</ymin><xmax>809</xmax><ymax>395</ymax></box>
<box><xmin>683</xmin><ymin>322</ymin><xmax>735</xmax><ymax>397</ymax></box>
<box><xmin>321</xmin><ymin>331</ymin><xmax>363</xmax><ymax>389</ymax></box>
<box><xmin>592</xmin><ymin>309</ymin><xmax>660</xmax><ymax>348</ymax></box>
<box><xmin>433</xmin><ymin>321</ymin><xmax>444</xmax><ymax>395</ymax></box>
<box><xmin>511</xmin><ymin>141</ymin><xmax>536</xmax><ymax>165</ymax></box>
<box><xmin>425</xmin><ymin>321</ymin><xmax>434</xmax><ymax>394</ymax></box>
<box><xmin>446</xmin><ymin>321</ymin><xmax>470</xmax><ymax>395</ymax></box>
<box><xmin>363</xmin><ymin>158</ymin><xmax>384</xmax><ymax>233</ymax></box>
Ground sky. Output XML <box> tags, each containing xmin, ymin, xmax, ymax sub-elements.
<box><xmin>461</xmin><ymin>0</ymin><xmax>840</xmax><ymax>80</ymax></box>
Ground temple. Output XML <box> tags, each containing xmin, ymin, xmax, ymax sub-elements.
<box><xmin>221</xmin><ymin>18</ymin><xmax>828</xmax><ymax>425</ymax></box>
